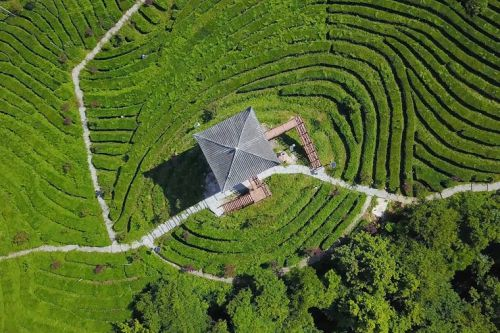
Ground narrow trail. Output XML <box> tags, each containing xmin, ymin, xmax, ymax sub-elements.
<box><xmin>153</xmin><ymin>252</ymin><xmax>234</xmax><ymax>284</ymax></box>
<box><xmin>72</xmin><ymin>0</ymin><xmax>146</xmax><ymax>244</ymax></box>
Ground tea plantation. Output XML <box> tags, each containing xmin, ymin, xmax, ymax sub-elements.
<box><xmin>0</xmin><ymin>0</ymin><xmax>499</xmax><ymax>331</ymax></box>
<box><xmin>0</xmin><ymin>249</ymin><xmax>228</xmax><ymax>332</ymax></box>
<box><xmin>0</xmin><ymin>0</ymin><xmax>138</xmax><ymax>254</ymax></box>
<box><xmin>79</xmin><ymin>0</ymin><xmax>499</xmax><ymax>240</ymax></box>
<box><xmin>160</xmin><ymin>174</ymin><xmax>367</xmax><ymax>275</ymax></box>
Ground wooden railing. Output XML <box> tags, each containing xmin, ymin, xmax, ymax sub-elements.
<box><xmin>264</xmin><ymin>116</ymin><xmax>321</xmax><ymax>169</ymax></box>
<box><xmin>222</xmin><ymin>177</ymin><xmax>272</xmax><ymax>214</ymax></box>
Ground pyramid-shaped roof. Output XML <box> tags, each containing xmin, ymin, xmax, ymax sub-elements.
<box><xmin>194</xmin><ymin>107</ymin><xmax>279</xmax><ymax>191</ymax></box>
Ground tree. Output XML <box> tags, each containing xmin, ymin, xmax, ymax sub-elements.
<box><xmin>324</xmin><ymin>232</ymin><xmax>401</xmax><ymax>332</ymax></box>
<box><xmin>210</xmin><ymin>320</ymin><xmax>229</xmax><ymax>333</ymax></box>
<box><xmin>120</xmin><ymin>193</ymin><xmax>498</xmax><ymax>332</ymax></box>
<box><xmin>283</xmin><ymin>268</ymin><xmax>328</xmax><ymax>332</ymax></box>
<box><xmin>227</xmin><ymin>270</ymin><xmax>289</xmax><ymax>332</ymax></box>
<box><xmin>116</xmin><ymin>319</ymin><xmax>150</xmax><ymax>333</ymax></box>
<box><xmin>127</xmin><ymin>277</ymin><xmax>210</xmax><ymax>333</ymax></box>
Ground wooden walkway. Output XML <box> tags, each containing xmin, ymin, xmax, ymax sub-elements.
<box><xmin>222</xmin><ymin>177</ymin><xmax>272</xmax><ymax>214</ymax></box>
<box><xmin>265</xmin><ymin>116</ymin><xmax>321</xmax><ymax>169</ymax></box>
<box><xmin>295</xmin><ymin>116</ymin><xmax>321</xmax><ymax>169</ymax></box>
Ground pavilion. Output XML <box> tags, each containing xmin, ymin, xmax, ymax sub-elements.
<box><xmin>194</xmin><ymin>106</ymin><xmax>320</xmax><ymax>214</ymax></box>
<box><xmin>193</xmin><ymin>107</ymin><xmax>279</xmax><ymax>192</ymax></box>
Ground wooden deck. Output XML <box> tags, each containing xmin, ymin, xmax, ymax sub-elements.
<box><xmin>264</xmin><ymin>116</ymin><xmax>321</xmax><ymax>169</ymax></box>
<box><xmin>222</xmin><ymin>177</ymin><xmax>272</xmax><ymax>214</ymax></box>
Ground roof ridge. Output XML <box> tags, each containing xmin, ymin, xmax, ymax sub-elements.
<box><xmin>238</xmin><ymin>145</ymin><xmax>278</xmax><ymax>163</ymax></box>
<box><xmin>193</xmin><ymin>132</ymin><xmax>235</xmax><ymax>150</ymax></box>
<box><xmin>236</xmin><ymin>107</ymin><xmax>254</xmax><ymax>148</ymax></box>
<box><xmin>224</xmin><ymin>148</ymin><xmax>241</xmax><ymax>190</ymax></box>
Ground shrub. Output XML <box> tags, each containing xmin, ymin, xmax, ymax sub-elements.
<box><xmin>182</xmin><ymin>264</ymin><xmax>196</xmax><ymax>272</ymax></box>
<box><xmin>182</xmin><ymin>230</ymin><xmax>190</xmax><ymax>241</ymax></box>
<box><xmin>50</xmin><ymin>260</ymin><xmax>61</xmax><ymax>270</ymax></box>
<box><xmin>12</xmin><ymin>231</ymin><xmax>29</xmax><ymax>245</ymax></box>
<box><xmin>63</xmin><ymin>117</ymin><xmax>72</xmax><ymax>126</ymax></box>
<box><xmin>58</xmin><ymin>53</ymin><xmax>68</xmax><ymax>64</ymax></box>
<box><xmin>61</xmin><ymin>102</ymin><xmax>70</xmax><ymax>112</ymax></box>
<box><xmin>365</xmin><ymin>223</ymin><xmax>378</xmax><ymax>235</ymax></box>
<box><xmin>115</xmin><ymin>232</ymin><xmax>126</xmax><ymax>242</ymax></box>
<box><xmin>78</xmin><ymin>208</ymin><xmax>91</xmax><ymax>218</ymax></box>
<box><xmin>111</xmin><ymin>35</ymin><xmax>123</xmax><ymax>48</ymax></box>
<box><xmin>329</xmin><ymin>187</ymin><xmax>339</xmax><ymax>197</ymax></box>
<box><xmin>461</xmin><ymin>0</ymin><xmax>488</xmax><ymax>15</ymax></box>
<box><xmin>224</xmin><ymin>264</ymin><xmax>236</xmax><ymax>278</ymax></box>
<box><xmin>201</xmin><ymin>109</ymin><xmax>215</xmax><ymax>123</ymax></box>
<box><xmin>7</xmin><ymin>0</ymin><xmax>22</xmax><ymax>14</ymax></box>
<box><xmin>62</xmin><ymin>163</ymin><xmax>72</xmax><ymax>174</ymax></box>
<box><xmin>94</xmin><ymin>264</ymin><xmax>106</xmax><ymax>274</ymax></box>
<box><xmin>24</xmin><ymin>2</ymin><xmax>35</xmax><ymax>10</ymax></box>
<box><xmin>84</xmin><ymin>27</ymin><xmax>94</xmax><ymax>37</ymax></box>
<box><xmin>304</xmin><ymin>247</ymin><xmax>324</xmax><ymax>257</ymax></box>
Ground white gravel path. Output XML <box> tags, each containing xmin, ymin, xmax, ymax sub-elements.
<box><xmin>372</xmin><ymin>198</ymin><xmax>389</xmax><ymax>218</ymax></box>
<box><xmin>72</xmin><ymin>0</ymin><xmax>147</xmax><ymax>244</ymax></box>
<box><xmin>1</xmin><ymin>165</ymin><xmax>497</xmax><ymax>281</ymax></box>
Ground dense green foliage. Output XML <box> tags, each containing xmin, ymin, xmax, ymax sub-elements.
<box><xmin>159</xmin><ymin>174</ymin><xmax>367</xmax><ymax>275</ymax></box>
<box><xmin>461</xmin><ymin>0</ymin><xmax>489</xmax><ymax>15</ymax></box>
<box><xmin>127</xmin><ymin>277</ymin><xmax>211</xmax><ymax>332</ymax></box>
<box><xmin>325</xmin><ymin>192</ymin><xmax>499</xmax><ymax>332</ymax></box>
<box><xmin>122</xmin><ymin>192</ymin><xmax>499</xmax><ymax>332</ymax></box>
<box><xmin>1</xmin><ymin>0</ymin><xmax>499</xmax><ymax>331</ymax></box>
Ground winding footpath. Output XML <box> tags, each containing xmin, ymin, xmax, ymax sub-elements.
<box><xmin>1</xmin><ymin>163</ymin><xmax>498</xmax><ymax>284</ymax></box>
<box><xmin>4</xmin><ymin>1</ymin><xmax>497</xmax><ymax>284</ymax></box>
<box><xmin>72</xmin><ymin>0</ymin><xmax>147</xmax><ymax>243</ymax></box>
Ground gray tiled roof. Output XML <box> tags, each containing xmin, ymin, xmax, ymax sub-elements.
<box><xmin>194</xmin><ymin>107</ymin><xmax>279</xmax><ymax>191</ymax></box>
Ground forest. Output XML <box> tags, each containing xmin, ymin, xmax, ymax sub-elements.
<box><xmin>119</xmin><ymin>192</ymin><xmax>499</xmax><ymax>333</ymax></box>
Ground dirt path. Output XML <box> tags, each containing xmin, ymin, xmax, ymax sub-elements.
<box><xmin>72</xmin><ymin>0</ymin><xmax>146</xmax><ymax>243</ymax></box>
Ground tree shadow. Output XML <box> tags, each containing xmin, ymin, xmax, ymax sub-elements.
<box><xmin>143</xmin><ymin>146</ymin><xmax>218</xmax><ymax>215</ymax></box>
<box><xmin>279</xmin><ymin>133</ymin><xmax>308</xmax><ymax>163</ymax></box>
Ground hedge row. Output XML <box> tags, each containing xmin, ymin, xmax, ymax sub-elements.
<box><xmin>0</xmin><ymin>0</ymin><xmax>135</xmax><ymax>251</ymax></box>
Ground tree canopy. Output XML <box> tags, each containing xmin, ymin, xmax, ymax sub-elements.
<box><xmin>120</xmin><ymin>192</ymin><xmax>499</xmax><ymax>333</ymax></box>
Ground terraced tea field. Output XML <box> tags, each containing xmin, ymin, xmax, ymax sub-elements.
<box><xmin>0</xmin><ymin>248</ymin><xmax>227</xmax><ymax>332</ymax></box>
<box><xmin>0</xmin><ymin>0</ymin><xmax>499</xmax><ymax>330</ymax></box>
<box><xmin>0</xmin><ymin>0</ymin><xmax>138</xmax><ymax>254</ymax></box>
<box><xmin>160</xmin><ymin>174</ymin><xmax>367</xmax><ymax>275</ymax></box>
<box><xmin>80</xmin><ymin>0</ymin><xmax>499</xmax><ymax>240</ymax></box>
